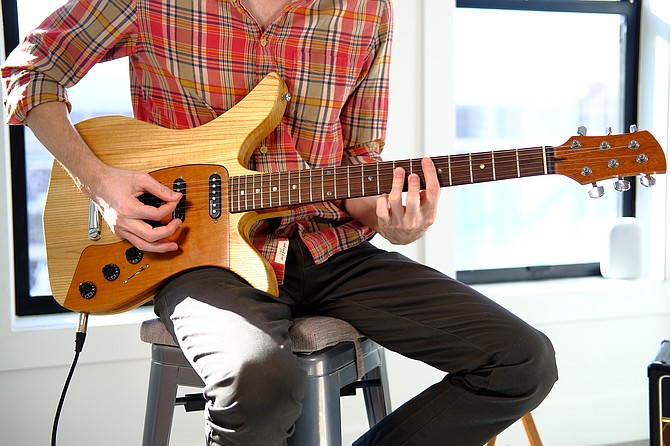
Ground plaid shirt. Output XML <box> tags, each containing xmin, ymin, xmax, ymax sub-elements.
<box><xmin>3</xmin><ymin>0</ymin><xmax>393</xmax><ymax>284</ymax></box>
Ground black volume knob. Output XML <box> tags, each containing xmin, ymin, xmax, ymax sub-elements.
<box><xmin>102</xmin><ymin>263</ymin><xmax>120</xmax><ymax>281</ymax></box>
<box><xmin>79</xmin><ymin>282</ymin><xmax>97</xmax><ymax>299</ymax></box>
<box><xmin>125</xmin><ymin>247</ymin><xmax>144</xmax><ymax>264</ymax></box>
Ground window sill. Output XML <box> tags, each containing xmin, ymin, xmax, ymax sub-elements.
<box><xmin>473</xmin><ymin>276</ymin><xmax>670</xmax><ymax>326</ymax></box>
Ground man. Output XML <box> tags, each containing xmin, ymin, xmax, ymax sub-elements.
<box><xmin>2</xmin><ymin>0</ymin><xmax>558</xmax><ymax>444</ymax></box>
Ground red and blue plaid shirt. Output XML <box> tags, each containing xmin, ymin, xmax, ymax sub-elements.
<box><xmin>3</xmin><ymin>0</ymin><xmax>393</xmax><ymax>283</ymax></box>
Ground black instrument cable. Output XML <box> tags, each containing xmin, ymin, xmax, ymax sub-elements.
<box><xmin>51</xmin><ymin>312</ymin><xmax>89</xmax><ymax>446</ymax></box>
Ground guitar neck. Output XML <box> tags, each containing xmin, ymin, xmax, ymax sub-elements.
<box><xmin>228</xmin><ymin>146</ymin><xmax>554</xmax><ymax>212</ymax></box>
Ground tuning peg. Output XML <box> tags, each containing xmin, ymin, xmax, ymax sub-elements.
<box><xmin>614</xmin><ymin>178</ymin><xmax>631</xmax><ymax>192</ymax></box>
<box><xmin>630</xmin><ymin>124</ymin><xmax>638</xmax><ymax>133</ymax></box>
<box><xmin>577</xmin><ymin>126</ymin><xmax>587</xmax><ymax>136</ymax></box>
<box><xmin>606</xmin><ymin>126</ymin><xmax>613</xmax><ymax>136</ymax></box>
<box><xmin>640</xmin><ymin>174</ymin><xmax>656</xmax><ymax>187</ymax></box>
<box><xmin>589</xmin><ymin>184</ymin><xmax>605</xmax><ymax>199</ymax></box>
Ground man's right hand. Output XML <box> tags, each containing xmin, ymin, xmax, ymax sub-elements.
<box><xmin>91</xmin><ymin>165</ymin><xmax>183</xmax><ymax>252</ymax></box>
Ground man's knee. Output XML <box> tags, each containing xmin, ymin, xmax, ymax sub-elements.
<box><xmin>497</xmin><ymin>327</ymin><xmax>558</xmax><ymax>411</ymax></box>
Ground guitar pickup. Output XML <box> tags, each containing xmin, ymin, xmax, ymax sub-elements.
<box><xmin>173</xmin><ymin>178</ymin><xmax>186</xmax><ymax>221</ymax></box>
<box><xmin>209</xmin><ymin>173</ymin><xmax>222</xmax><ymax>219</ymax></box>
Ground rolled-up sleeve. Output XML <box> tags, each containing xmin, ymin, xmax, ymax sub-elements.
<box><xmin>1</xmin><ymin>0</ymin><xmax>138</xmax><ymax>124</ymax></box>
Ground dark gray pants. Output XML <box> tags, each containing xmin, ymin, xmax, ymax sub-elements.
<box><xmin>154</xmin><ymin>239</ymin><xmax>558</xmax><ymax>446</ymax></box>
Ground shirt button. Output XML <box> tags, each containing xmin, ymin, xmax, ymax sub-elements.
<box><xmin>259</xmin><ymin>144</ymin><xmax>269</xmax><ymax>154</ymax></box>
<box><xmin>260</xmin><ymin>37</ymin><xmax>268</xmax><ymax>47</ymax></box>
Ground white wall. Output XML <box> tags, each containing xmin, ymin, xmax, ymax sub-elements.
<box><xmin>2</xmin><ymin>1</ymin><xmax>670</xmax><ymax>445</ymax></box>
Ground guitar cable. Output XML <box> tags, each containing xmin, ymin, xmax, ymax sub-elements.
<box><xmin>51</xmin><ymin>312</ymin><xmax>89</xmax><ymax>446</ymax></box>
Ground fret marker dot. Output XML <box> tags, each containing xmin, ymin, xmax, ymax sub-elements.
<box><xmin>480</xmin><ymin>164</ymin><xmax>486</xmax><ymax>170</ymax></box>
<box><xmin>255</xmin><ymin>189</ymin><xmax>260</xmax><ymax>194</ymax></box>
<box><xmin>272</xmin><ymin>187</ymin><xmax>278</xmax><ymax>192</ymax></box>
<box><xmin>367</xmin><ymin>176</ymin><xmax>373</xmax><ymax>182</ymax></box>
<box><xmin>292</xmin><ymin>185</ymin><xmax>298</xmax><ymax>190</ymax></box>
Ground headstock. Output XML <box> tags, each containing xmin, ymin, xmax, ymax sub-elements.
<box><xmin>554</xmin><ymin>125</ymin><xmax>666</xmax><ymax>198</ymax></box>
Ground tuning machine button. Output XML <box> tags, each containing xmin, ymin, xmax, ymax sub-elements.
<box><xmin>79</xmin><ymin>281</ymin><xmax>97</xmax><ymax>299</ymax></box>
<box><xmin>614</xmin><ymin>178</ymin><xmax>631</xmax><ymax>192</ymax></box>
<box><xmin>577</xmin><ymin>126</ymin><xmax>587</xmax><ymax>136</ymax></box>
<box><xmin>589</xmin><ymin>184</ymin><xmax>605</xmax><ymax>199</ymax></box>
<box><xmin>640</xmin><ymin>174</ymin><xmax>656</xmax><ymax>188</ymax></box>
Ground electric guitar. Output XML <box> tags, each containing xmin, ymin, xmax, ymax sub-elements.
<box><xmin>43</xmin><ymin>72</ymin><xmax>667</xmax><ymax>315</ymax></box>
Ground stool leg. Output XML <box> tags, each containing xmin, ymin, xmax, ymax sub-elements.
<box><xmin>289</xmin><ymin>373</ymin><xmax>342</xmax><ymax>446</ymax></box>
<box><xmin>521</xmin><ymin>413</ymin><xmax>543</xmax><ymax>446</ymax></box>
<box><xmin>143</xmin><ymin>350</ymin><xmax>181</xmax><ymax>446</ymax></box>
<box><xmin>362</xmin><ymin>349</ymin><xmax>391</xmax><ymax>427</ymax></box>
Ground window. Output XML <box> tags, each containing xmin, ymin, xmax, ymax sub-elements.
<box><xmin>2</xmin><ymin>0</ymin><xmax>642</xmax><ymax>315</ymax></box>
<box><xmin>3</xmin><ymin>0</ymin><xmax>132</xmax><ymax>315</ymax></box>
<box><xmin>453</xmin><ymin>0</ymin><xmax>641</xmax><ymax>283</ymax></box>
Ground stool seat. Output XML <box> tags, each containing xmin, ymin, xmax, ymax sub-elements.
<box><xmin>140</xmin><ymin>316</ymin><xmax>391</xmax><ymax>446</ymax></box>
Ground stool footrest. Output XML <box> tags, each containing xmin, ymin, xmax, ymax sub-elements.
<box><xmin>175</xmin><ymin>393</ymin><xmax>206</xmax><ymax>412</ymax></box>
<box><xmin>340</xmin><ymin>378</ymin><xmax>382</xmax><ymax>397</ymax></box>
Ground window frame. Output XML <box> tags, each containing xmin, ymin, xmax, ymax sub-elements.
<box><xmin>1</xmin><ymin>0</ymin><xmax>63</xmax><ymax>315</ymax></box>
<box><xmin>453</xmin><ymin>0</ymin><xmax>641</xmax><ymax>284</ymax></box>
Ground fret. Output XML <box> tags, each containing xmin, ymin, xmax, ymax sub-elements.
<box><xmin>346</xmin><ymin>165</ymin><xmax>351</xmax><ymax>198</ymax></box>
<box><xmin>259</xmin><ymin>173</ymin><xmax>265</xmax><ymax>210</ymax></box>
<box><xmin>251</xmin><ymin>175</ymin><xmax>256</xmax><ymax>210</ymax></box>
<box><xmin>468</xmin><ymin>154</ymin><xmax>473</xmax><ymax>184</ymax></box>
<box><xmin>296</xmin><ymin>170</ymin><xmax>302</xmax><ymax>204</ymax></box>
<box><xmin>235</xmin><ymin>176</ymin><xmax>242</xmax><ymax>212</ymax></box>
<box><xmin>448</xmin><ymin>155</ymin><xmax>453</xmax><ymax>185</ymax></box>
<box><xmin>491</xmin><ymin>151</ymin><xmax>497</xmax><ymax>180</ymax></box>
<box><xmin>516</xmin><ymin>149</ymin><xmax>521</xmax><ymax>178</ymax></box>
<box><xmin>309</xmin><ymin>169</ymin><xmax>314</xmax><ymax>202</ymax></box>
<box><xmin>242</xmin><ymin>176</ymin><xmax>248</xmax><ymax>211</ymax></box>
<box><xmin>286</xmin><ymin>171</ymin><xmax>291</xmax><ymax>205</ymax></box>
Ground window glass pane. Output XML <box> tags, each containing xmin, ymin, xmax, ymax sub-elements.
<box><xmin>18</xmin><ymin>0</ymin><xmax>133</xmax><ymax>296</ymax></box>
<box><xmin>454</xmin><ymin>9</ymin><xmax>624</xmax><ymax>271</ymax></box>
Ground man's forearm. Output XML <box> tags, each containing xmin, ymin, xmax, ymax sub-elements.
<box><xmin>24</xmin><ymin>101</ymin><xmax>106</xmax><ymax>197</ymax></box>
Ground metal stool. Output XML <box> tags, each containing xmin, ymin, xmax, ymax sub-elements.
<box><xmin>140</xmin><ymin>315</ymin><xmax>391</xmax><ymax>446</ymax></box>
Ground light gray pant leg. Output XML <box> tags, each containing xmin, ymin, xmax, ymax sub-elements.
<box><xmin>154</xmin><ymin>267</ymin><xmax>305</xmax><ymax>446</ymax></box>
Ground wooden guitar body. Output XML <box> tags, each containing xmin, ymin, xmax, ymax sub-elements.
<box><xmin>43</xmin><ymin>73</ymin><xmax>289</xmax><ymax>314</ymax></box>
